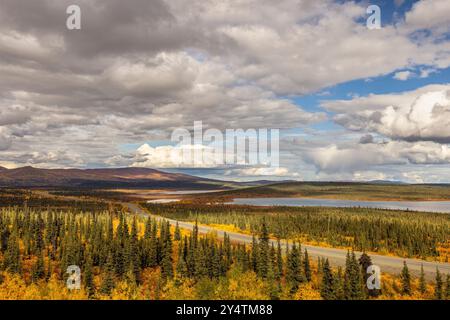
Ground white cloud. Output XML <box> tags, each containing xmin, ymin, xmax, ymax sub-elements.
<box><xmin>353</xmin><ymin>171</ymin><xmax>387</xmax><ymax>182</ymax></box>
<box><xmin>132</xmin><ymin>143</ymin><xmax>238</xmax><ymax>169</ymax></box>
<box><xmin>322</xmin><ymin>84</ymin><xmax>450</xmax><ymax>113</ymax></box>
<box><xmin>403</xmin><ymin>0</ymin><xmax>450</xmax><ymax>34</ymax></box>
<box><xmin>305</xmin><ymin>140</ymin><xmax>450</xmax><ymax>173</ymax></box>
<box><xmin>393</xmin><ymin>70</ymin><xmax>414</xmax><ymax>81</ymax></box>
<box><xmin>225</xmin><ymin>167</ymin><xmax>294</xmax><ymax>177</ymax></box>
<box><xmin>419</xmin><ymin>68</ymin><xmax>437</xmax><ymax>78</ymax></box>
<box><xmin>328</xmin><ymin>87</ymin><xmax>450</xmax><ymax>143</ymax></box>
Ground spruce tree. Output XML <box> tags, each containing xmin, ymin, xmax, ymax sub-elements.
<box><xmin>444</xmin><ymin>274</ymin><xmax>450</xmax><ymax>300</ymax></box>
<box><xmin>144</xmin><ymin>217</ymin><xmax>152</xmax><ymax>239</ymax></box>
<box><xmin>128</xmin><ymin>217</ymin><xmax>141</xmax><ymax>284</ymax></box>
<box><xmin>443</xmin><ymin>274</ymin><xmax>450</xmax><ymax>300</ymax></box>
<box><xmin>211</xmin><ymin>244</ymin><xmax>222</xmax><ymax>278</ymax></box>
<box><xmin>3</xmin><ymin>231</ymin><xmax>21</xmax><ymax>274</ymax></box>
<box><xmin>419</xmin><ymin>264</ymin><xmax>426</xmax><ymax>294</ymax></box>
<box><xmin>174</xmin><ymin>222</ymin><xmax>181</xmax><ymax>241</ymax></box>
<box><xmin>148</xmin><ymin>222</ymin><xmax>158</xmax><ymax>267</ymax></box>
<box><xmin>358</xmin><ymin>252</ymin><xmax>372</xmax><ymax>279</ymax></box>
<box><xmin>223</xmin><ymin>233</ymin><xmax>232</xmax><ymax>270</ymax></box>
<box><xmin>435</xmin><ymin>268</ymin><xmax>443</xmax><ymax>300</ymax></box>
<box><xmin>161</xmin><ymin>224</ymin><xmax>174</xmax><ymax>280</ymax></box>
<box><xmin>251</xmin><ymin>235</ymin><xmax>258</xmax><ymax>273</ymax></box>
<box><xmin>176</xmin><ymin>242</ymin><xmax>188</xmax><ymax>279</ymax></box>
<box><xmin>33</xmin><ymin>212</ymin><xmax>44</xmax><ymax>255</ymax></box>
<box><xmin>344</xmin><ymin>251</ymin><xmax>364</xmax><ymax>300</ymax></box>
<box><xmin>84</xmin><ymin>252</ymin><xmax>95</xmax><ymax>297</ymax></box>
<box><xmin>192</xmin><ymin>220</ymin><xmax>199</xmax><ymax>248</ymax></box>
<box><xmin>286</xmin><ymin>242</ymin><xmax>303</xmax><ymax>293</ymax></box>
<box><xmin>100</xmin><ymin>252</ymin><xmax>115</xmax><ymax>295</ymax></box>
<box><xmin>400</xmin><ymin>261</ymin><xmax>411</xmax><ymax>295</ymax></box>
<box><xmin>193</xmin><ymin>241</ymin><xmax>208</xmax><ymax>278</ymax></box>
<box><xmin>31</xmin><ymin>250</ymin><xmax>45</xmax><ymax>282</ymax></box>
<box><xmin>257</xmin><ymin>220</ymin><xmax>270</xmax><ymax>279</ymax></box>
<box><xmin>320</xmin><ymin>258</ymin><xmax>335</xmax><ymax>300</ymax></box>
<box><xmin>304</xmin><ymin>249</ymin><xmax>311</xmax><ymax>282</ymax></box>
<box><xmin>334</xmin><ymin>267</ymin><xmax>345</xmax><ymax>300</ymax></box>
<box><xmin>276</xmin><ymin>240</ymin><xmax>283</xmax><ymax>280</ymax></box>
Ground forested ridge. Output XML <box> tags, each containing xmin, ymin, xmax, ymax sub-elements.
<box><xmin>0</xmin><ymin>207</ymin><xmax>448</xmax><ymax>300</ymax></box>
<box><xmin>0</xmin><ymin>189</ymin><xmax>117</xmax><ymax>212</ymax></box>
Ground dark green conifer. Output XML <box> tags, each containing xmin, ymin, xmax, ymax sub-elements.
<box><xmin>400</xmin><ymin>261</ymin><xmax>411</xmax><ymax>295</ymax></box>
<box><xmin>320</xmin><ymin>258</ymin><xmax>335</xmax><ymax>300</ymax></box>
<box><xmin>276</xmin><ymin>240</ymin><xmax>283</xmax><ymax>280</ymax></box>
<box><xmin>344</xmin><ymin>251</ymin><xmax>363</xmax><ymax>300</ymax></box>
<box><xmin>3</xmin><ymin>231</ymin><xmax>21</xmax><ymax>274</ymax></box>
<box><xmin>31</xmin><ymin>250</ymin><xmax>45</xmax><ymax>282</ymax></box>
<box><xmin>100</xmin><ymin>252</ymin><xmax>115</xmax><ymax>295</ymax></box>
<box><xmin>174</xmin><ymin>222</ymin><xmax>181</xmax><ymax>241</ymax></box>
<box><xmin>444</xmin><ymin>274</ymin><xmax>450</xmax><ymax>300</ymax></box>
<box><xmin>161</xmin><ymin>224</ymin><xmax>174</xmax><ymax>280</ymax></box>
<box><xmin>435</xmin><ymin>268</ymin><xmax>443</xmax><ymax>300</ymax></box>
<box><xmin>84</xmin><ymin>252</ymin><xmax>95</xmax><ymax>297</ymax></box>
<box><xmin>419</xmin><ymin>264</ymin><xmax>426</xmax><ymax>294</ymax></box>
<box><xmin>251</xmin><ymin>235</ymin><xmax>258</xmax><ymax>272</ymax></box>
<box><xmin>304</xmin><ymin>249</ymin><xmax>311</xmax><ymax>282</ymax></box>
<box><xmin>257</xmin><ymin>220</ymin><xmax>270</xmax><ymax>278</ymax></box>
<box><xmin>286</xmin><ymin>242</ymin><xmax>303</xmax><ymax>293</ymax></box>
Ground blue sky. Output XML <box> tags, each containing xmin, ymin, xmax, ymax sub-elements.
<box><xmin>295</xmin><ymin>67</ymin><xmax>450</xmax><ymax>109</ymax></box>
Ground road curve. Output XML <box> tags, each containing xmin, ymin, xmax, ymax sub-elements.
<box><xmin>123</xmin><ymin>202</ymin><xmax>450</xmax><ymax>280</ymax></box>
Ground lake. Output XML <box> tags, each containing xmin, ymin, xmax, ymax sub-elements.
<box><xmin>227</xmin><ymin>197</ymin><xmax>450</xmax><ymax>213</ymax></box>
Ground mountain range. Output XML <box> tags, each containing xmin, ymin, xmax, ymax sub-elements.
<box><xmin>0</xmin><ymin>166</ymin><xmax>229</xmax><ymax>189</ymax></box>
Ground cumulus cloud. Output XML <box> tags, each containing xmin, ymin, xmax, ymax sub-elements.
<box><xmin>131</xmin><ymin>143</ymin><xmax>244</xmax><ymax>169</ymax></box>
<box><xmin>402</xmin><ymin>0</ymin><xmax>450</xmax><ymax>35</ymax></box>
<box><xmin>328</xmin><ymin>87</ymin><xmax>450</xmax><ymax>143</ymax></box>
<box><xmin>224</xmin><ymin>167</ymin><xmax>295</xmax><ymax>177</ymax></box>
<box><xmin>322</xmin><ymin>84</ymin><xmax>450</xmax><ymax>113</ymax></box>
<box><xmin>305</xmin><ymin>140</ymin><xmax>450</xmax><ymax>173</ymax></box>
<box><xmin>131</xmin><ymin>143</ymin><xmax>219</xmax><ymax>169</ymax></box>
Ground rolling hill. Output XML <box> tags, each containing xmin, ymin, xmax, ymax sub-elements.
<box><xmin>0</xmin><ymin>166</ymin><xmax>229</xmax><ymax>189</ymax></box>
<box><xmin>207</xmin><ymin>181</ymin><xmax>450</xmax><ymax>201</ymax></box>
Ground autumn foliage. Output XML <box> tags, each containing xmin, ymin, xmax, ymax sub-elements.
<box><xmin>0</xmin><ymin>207</ymin><xmax>448</xmax><ymax>300</ymax></box>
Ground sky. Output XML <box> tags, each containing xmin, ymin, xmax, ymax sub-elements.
<box><xmin>0</xmin><ymin>0</ymin><xmax>450</xmax><ymax>182</ymax></box>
